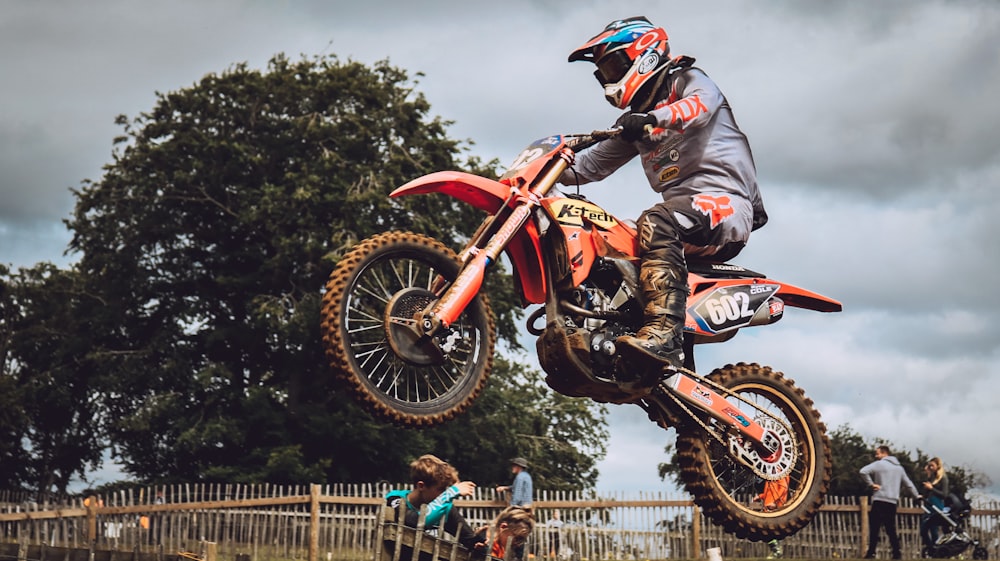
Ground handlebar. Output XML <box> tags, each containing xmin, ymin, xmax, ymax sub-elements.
<box><xmin>563</xmin><ymin>123</ymin><xmax>667</xmax><ymax>152</ymax></box>
<box><xmin>564</xmin><ymin>127</ymin><xmax>621</xmax><ymax>152</ymax></box>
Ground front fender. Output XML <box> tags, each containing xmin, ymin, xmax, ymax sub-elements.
<box><xmin>390</xmin><ymin>170</ymin><xmax>547</xmax><ymax>305</ymax></box>
<box><xmin>390</xmin><ymin>171</ymin><xmax>508</xmax><ymax>214</ymax></box>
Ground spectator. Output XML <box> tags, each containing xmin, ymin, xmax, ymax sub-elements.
<box><xmin>495</xmin><ymin>457</ymin><xmax>533</xmax><ymax>510</ymax></box>
<box><xmin>495</xmin><ymin>457</ymin><xmax>533</xmax><ymax>559</ymax></box>
<box><xmin>385</xmin><ymin>454</ymin><xmax>479</xmax><ymax>549</ymax></box>
<box><xmin>472</xmin><ymin>506</ymin><xmax>535</xmax><ymax>561</ymax></box>
<box><xmin>859</xmin><ymin>445</ymin><xmax>920</xmax><ymax>559</ymax></box>
<box><xmin>920</xmin><ymin>457</ymin><xmax>950</xmax><ymax>549</ymax></box>
<box><xmin>143</xmin><ymin>489</ymin><xmax>166</xmax><ymax>545</ymax></box>
<box><xmin>547</xmin><ymin>510</ymin><xmax>564</xmax><ymax>558</ymax></box>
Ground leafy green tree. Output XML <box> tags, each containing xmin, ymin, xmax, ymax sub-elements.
<box><xmin>0</xmin><ymin>263</ymin><xmax>104</xmax><ymax>493</ymax></box>
<box><xmin>0</xmin><ymin>264</ymin><xmax>32</xmax><ymax>490</ymax></box>
<box><xmin>332</xmin><ymin>356</ymin><xmax>609</xmax><ymax>490</ymax></box>
<box><xmin>59</xmin><ymin>53</ymin><xmax>604</xmax><ymax>488</ymax></box>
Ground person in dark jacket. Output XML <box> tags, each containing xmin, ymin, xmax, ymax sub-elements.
<box><xmin>920</xmin><ymin>457</ymin><xmax>950</xmax><ymax>548</ymax></box>
<box><xmin>859</xmin><ymin>446</ymin><xmax>921</xmax><ymax>559</ymax></box>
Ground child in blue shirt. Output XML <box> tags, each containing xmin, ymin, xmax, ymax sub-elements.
<box><xmin>385</xmin><ymin>454</ymin><xmax>480</xmax><ymax>549</ymax></box>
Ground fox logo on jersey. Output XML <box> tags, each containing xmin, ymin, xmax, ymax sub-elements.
<box><xmin>692</xmin><ymin>194</ymin><xmax>734</xmax><ymax>228</ymax></box>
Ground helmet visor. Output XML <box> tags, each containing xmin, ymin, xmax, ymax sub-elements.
<box><xmin>593</xmin><ymin>49</ymin><xmax>632</xmax><ymax>85</ymax></box>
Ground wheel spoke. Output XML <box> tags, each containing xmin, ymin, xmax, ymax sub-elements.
<box><xmin>321</xmin><ymin>232</ymin><xmax>495</xmax><ymax>427</ymax></box>
<box><xmin>340</xmin><ymin>255</ymin><xmax>483</xmax><ymax>407</ymax></box>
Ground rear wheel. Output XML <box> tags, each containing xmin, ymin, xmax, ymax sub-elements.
<box><xmin>320</xmin><ymin>231</ymin><xmax>495</xmax><ymax>427</ymax></box>
<box><xmin>673</xmin><ymin>362</ymin><xmax>831</xmax><ymax>541</ymax></box>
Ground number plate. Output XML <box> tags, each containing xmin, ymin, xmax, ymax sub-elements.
<box><xmin>691</xmin><ymin>283</ymin><xmax>777</xmax><ymax>334</ymax></box>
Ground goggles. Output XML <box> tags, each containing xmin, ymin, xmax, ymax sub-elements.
<box><xmin>593</xmin><ymin>49</ymin><xmax>632</xmax><ymax>85</ymax></box>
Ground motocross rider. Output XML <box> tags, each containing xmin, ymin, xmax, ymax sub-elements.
<box><xmin>561</xmin><ymin>16</ymin><xmax>768</xmax><ymax>370</ymax></box>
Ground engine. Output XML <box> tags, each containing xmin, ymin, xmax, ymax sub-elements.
<box><xmin>559</xmin><ymin>258</ymin><xmax>641</xmax><ymax>379</ymax></box>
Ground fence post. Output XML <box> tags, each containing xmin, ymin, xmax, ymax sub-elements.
<box><xmin>691</xmin><ymin>505</ymin><xmax>701</xmax><ymax>559</ymax></box>
<box><xmin>309</xmin><ymin>484</ymin><xmax>320</xmax><ymax>561</ymax></box>
<box><xmin>85</xmin><ymin>495</ymin><xmax>99</xmax><ymax>544</ymax></box>
<box><xmin>859</xmin><ymin>496</ymin><xmax>869</xmax><ymax>558</ymax></box>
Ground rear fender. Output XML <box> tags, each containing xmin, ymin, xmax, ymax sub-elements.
<box><xmin>686</xmin><ymin>274</ymin><xmax>841</xmax><ymax>336</ymax></box>
<box><xmin>772</xmin><ymin>280</ymin><xmax>842</xmax><ymax>313</ymax></box>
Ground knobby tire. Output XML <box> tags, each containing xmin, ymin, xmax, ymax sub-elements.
<box><xmin>674</xmin><ymin>362</ymin><xmax>832</xmax><ymax>541</ymax></box>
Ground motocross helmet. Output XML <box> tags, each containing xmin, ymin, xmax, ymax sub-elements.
<box><xmin>569</xmin><ymin>16</ymin><xmax>670</xmax><ymax>109</ymax></box>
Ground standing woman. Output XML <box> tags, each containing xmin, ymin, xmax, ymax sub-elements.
<box><xmin>920</xmin><ymin>457</ymin><xmax>950</xmax><ymax>549</ymax></box>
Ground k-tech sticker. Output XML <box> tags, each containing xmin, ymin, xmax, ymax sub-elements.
<box><xmin>691</xmin><ymin>284</ymin><xmax>776</xmax><ymax>334</ymax></box>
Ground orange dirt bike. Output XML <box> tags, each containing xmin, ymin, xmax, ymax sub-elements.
<box><xmin>320</xmin><ymin>128</ymin><xmax>842</xmax><ymax>540</ymax></box>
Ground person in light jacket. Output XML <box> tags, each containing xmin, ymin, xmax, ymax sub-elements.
<box><xmin>859</xmin><ymin>446</ymin><xmax>921</xmax><ymax>559</ymax></box>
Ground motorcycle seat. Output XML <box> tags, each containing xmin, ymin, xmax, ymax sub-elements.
<box><xmin>687</xmin><ymin>260</ymin><xmax>767</xmax><ymax>279</ymax></box>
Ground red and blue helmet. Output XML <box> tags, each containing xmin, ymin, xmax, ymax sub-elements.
<box><xmin>569</xmin><ymin>16</ymin><xmax>670</xmax><ymax>109</ymax></box>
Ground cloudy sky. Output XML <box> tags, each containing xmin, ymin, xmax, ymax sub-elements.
<box><xmin>3</xmin><ymin>1</ymin><xmax>999</xmax><ymax>497</ymax></box>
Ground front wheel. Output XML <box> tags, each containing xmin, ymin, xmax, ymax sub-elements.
<box><xmin>673</xmin><ymin>362</ymin><xmax>831</xmax><ymax>541</ymax></box>
<box><xmin>320</xmin><ymin>231</ymin><xmax>496</xmax><ymax>427</ymax></box>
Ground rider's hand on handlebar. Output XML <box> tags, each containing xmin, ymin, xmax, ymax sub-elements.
<box><xmin>615</xmin><ymin>112</ymin><xmax>657</xmax><ymax>142</ymax></box>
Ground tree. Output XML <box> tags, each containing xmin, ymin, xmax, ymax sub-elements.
<box><xmin>0</xmin><ymin>264</ymin><xmax>32</xmax><ymax>490</ymax></box>
<box><xmin>0</xmin><ymin>263</ymin><xmax>104</xmax><ymax>493</ymax></box>
<box><xmin>58</xmin><ymin>53</ymin><xmax>604</xmax><ymax>487</ymax></box>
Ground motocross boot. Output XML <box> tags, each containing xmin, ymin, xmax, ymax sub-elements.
<box><xmin>616</xmin><ymin>258</ymin><xmax>688</xmax><ymax>371</ymax></box>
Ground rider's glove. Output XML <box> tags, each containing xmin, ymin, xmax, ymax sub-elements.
<box><xmin>615</xmin><ymin>113</ymin><xmax>657</xmax><ymax>142</ymax></box>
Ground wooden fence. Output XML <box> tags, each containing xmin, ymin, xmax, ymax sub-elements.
<box><xmin>1</xmin><ymin>484</ymin><xmax>998</xmax><ymax>561</ymax></box>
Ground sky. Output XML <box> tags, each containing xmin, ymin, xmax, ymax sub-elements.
<box><xmin>2</xmin><ymin>1</ymin><xmax>999</xmax><ymax>498</ymax></box>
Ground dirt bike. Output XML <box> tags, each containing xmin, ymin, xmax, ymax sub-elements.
<box><xmin>320</xmin><ymin>128</ymin><xmax>842</xmax><ymax>541</ymax></box>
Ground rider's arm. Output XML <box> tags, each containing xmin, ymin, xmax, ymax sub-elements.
<box><xmin>650</xmin><ymin>68</ymin><xmax>725</xmax><ymax>131</ymax></box>
<box><xmin>558</xmin><ymin>138</ymin><xmax>637</xmax><ymax>185</ymax></box>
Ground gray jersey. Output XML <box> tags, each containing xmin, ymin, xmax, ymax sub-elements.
<box><xmin>563</xmin><ymin>66</ymin><xmax>767</xmax><ymax>251</ymax></box>
<box><xmin>859</xmin><ymin>455</ymin><xmax>920</xmax><ymax>505</ymax></box>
